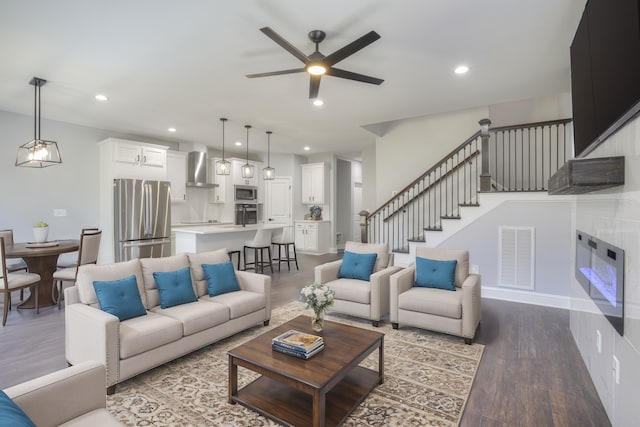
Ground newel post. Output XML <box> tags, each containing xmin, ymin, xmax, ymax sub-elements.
<box><xmin>479</xmin><ymin>118</ymin><xmax>492</xmax><ymax>192</ymax></box>
<box><xmin>359</xmin><ymin>210</ymin><xmax>370</xmax><ymax>243</ymax></box>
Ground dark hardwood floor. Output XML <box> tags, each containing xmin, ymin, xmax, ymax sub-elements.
<box><xmin>0</xmin><ymin>253</ymin><xmax>610</xmax><ymax>426</ymax></box>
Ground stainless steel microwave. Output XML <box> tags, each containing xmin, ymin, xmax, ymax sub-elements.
<box><xmin>234</xmin><ymin>185</ymin><xmax>257</xmax><ymax>202</ymax></box>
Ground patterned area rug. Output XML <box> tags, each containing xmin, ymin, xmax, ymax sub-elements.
<box><xmin>107</xmin><ymin>302</ymin><xmax>484</xmax><ymax>426</ymax></box>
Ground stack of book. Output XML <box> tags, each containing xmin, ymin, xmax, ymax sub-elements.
<box><xmin>272</xmin><ymin>329</ymin><xmax>325</xmax><ymax>359</ymax></box>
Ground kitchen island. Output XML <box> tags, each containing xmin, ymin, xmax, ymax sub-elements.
<box><xmin>173</xmin><ymin>223</ymin><xmax>283</xmax><ymax>255</ymax></box>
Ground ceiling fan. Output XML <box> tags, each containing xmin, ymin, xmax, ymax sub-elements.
<box><xmin>246</xmin><ymin>27</ymin><xmax>384</xmax><ymax>99</ymax></box>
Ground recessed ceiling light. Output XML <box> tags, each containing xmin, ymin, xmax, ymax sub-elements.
<box><xmin>95</xmin><ymin>94</ymin><xmax>108</xmax><ymax>101</ymax></box>
<box><xmin>303</xmin><ymin>146</ymin><xmax>311</xmax><ymax>151</ymax></box>
<box><xmin>235</xmin><ymin>141</ymin><xmax>242</xmax><ymax>146</ymax></box>
<box><xmin>168</xmin><ymin>127</ymin><xmax>177</xmax><ymax>133</ymax></box>
<box><xmin>454</xmin><ymin>65</ymin><xmax>470</xmax><ymax>75</ymax></box>
<box><xmin>312</xmin><ymin>99</ymin><xmax>324</xmax><ymax>106</ymax></box>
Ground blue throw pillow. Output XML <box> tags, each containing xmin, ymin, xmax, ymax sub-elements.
<box><xmin>202</xmin><ymin>261</ymin><xmax>241</xmax><ymax>296</ymax></box>
<box><xmin>0</xmin><ymin>390</ymin><xmax>36</xmax><ymax>427</ymax></box>
<box><xmin>415</xmin><ymin>257</ymin><xmax>457</xmax><ymax>291</ymax></box>
<box><xmin>153</xmin><ymin>267</ymin><xmax>198</xmax><ymax>309</ymax></box>
<box><xmin>93</xmin><ymin>275</ymin><xmax>147</xmax><ymax>321</ymax></box>
<box><xmin>338</xmin><ymin>251</ymin><xmax>378</xmax><ymax>281</ymax></box>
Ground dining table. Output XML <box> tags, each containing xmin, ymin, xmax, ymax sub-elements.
<box><xmin>5</xmin><ymin>239</ymin><xmax>80</xmax><ymax>309</ymax></box>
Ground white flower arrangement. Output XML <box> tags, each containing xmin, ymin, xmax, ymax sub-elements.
<box><xmin>300</xmin><ymin>283</ymin><xmax>335</xmax><ymax>313</ymax></box>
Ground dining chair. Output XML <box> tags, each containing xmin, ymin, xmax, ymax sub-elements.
<box><xmin>1</xmin><ymin>236</ymin><xmax>42</xmax><ymax>326</ymax></box>
<box><xmin>56</xmin><ymin>227</ymin><xmax>99</xmax><ymax>269</ymax></box>
<box><xmin>52</xmin><ymin>228</ymin><xmax>102</xmax><ymax>308</ymax></box>
<box><xmin>0</xmin><ymin>229</ymin><xmax>29</xmax><ymax>305</ymax></box>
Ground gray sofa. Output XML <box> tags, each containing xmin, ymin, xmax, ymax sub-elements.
<box><xmin>4</xmin><ymin>361</ymin><xmax>122</xmax><ymax>426</ymax></box>
<box><xmin>64</xmin><ymin>249</ymin><xmax>271</xmax><ymax>394</ymax></box>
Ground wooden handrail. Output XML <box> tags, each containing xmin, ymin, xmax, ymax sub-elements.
<box><xmin>490</xmin><ymin>118</ymin><xmax>572</xmax><ymax>133</ymax></box>
<box><xmin>368</xmin><ymin>130</ymin><xmax>481</xmax><ymax>219</ymax></box>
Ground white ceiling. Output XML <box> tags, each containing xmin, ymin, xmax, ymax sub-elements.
<box><xmin>0</xmin><ymin>0</ymin><xmax>586</xmax><ymax>158</ymax></box>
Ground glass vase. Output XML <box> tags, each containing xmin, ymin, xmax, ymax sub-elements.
<box><xmin>311</xmin><ymin>308</ymin><xmax>324</xmax><ymax>332</ymax></box>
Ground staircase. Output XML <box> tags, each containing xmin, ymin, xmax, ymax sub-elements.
<box><xmin>364</xmin><ymin>118</ymin><xmax>573</xmax><ymax>254</ymax></box>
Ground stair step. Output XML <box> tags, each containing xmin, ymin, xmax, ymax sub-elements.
<box><xmin>392</xmin><ymin>247</ymin><xmax>410</xmax><ymax>254</ymax></box>
<box><xmin>459</xmin><ymin>203</ymin><xmax>480</xmax><ymax>207</ymax></box>
<box><xmin>407</xmin><ymin>236</ymin><xmax>425</xmax><ymax>243</ymax></box>
<box><xmin>424</xmin><ymin>226</ymin><xmax>443</xmax><ymax>232</ymax></box>
<box><xmin>441</xmin><ymin>215</ymin><xmax>461</xmax><ymax>220</ymax></box>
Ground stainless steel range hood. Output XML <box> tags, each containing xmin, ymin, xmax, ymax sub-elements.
<box><xmin>186</xmin><ymin>151</ymin><xmax>217</xmax><ymax>188</ymax></box>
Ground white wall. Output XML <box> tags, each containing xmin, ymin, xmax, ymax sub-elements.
<box><xmin>570</xmin><ymin>115</ymin><xmax>640</xmax><ymax>426</ymax></box>
<box><xmin>361</xmin><ymin>145</ymin><xmax>376</xmax><ymax>213</ymax></box>
<box><xmin>489</xmin><ymin>92</ymin><xmax>572</xmax><ymax>127</ymax></box>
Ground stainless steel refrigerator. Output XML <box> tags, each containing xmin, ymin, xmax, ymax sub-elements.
<box><xmin>114</xmin><ymin>178</ymin><xmax>171</xmax><ymax>262</ymax></box>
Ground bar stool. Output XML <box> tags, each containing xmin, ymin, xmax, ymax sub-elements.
<box><xmin>227</xmin><ymin>250</ymin><xmax>241</xmax><ymax>270</ymax></box>
<box><xmin>271</xmin><ymin>227</ymin><xmax>298</xmax><ymax>271</ymax></box>
<box><xmin>243</xmin><ymin>229</ymin><xmax>273</xmax><ymax>274</ymax></box>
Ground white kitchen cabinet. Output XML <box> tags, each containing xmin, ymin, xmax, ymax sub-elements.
<box><xmin>294</xmin><ymin>220</ymin><xmax>330</xmax><ymax>254</ymax></box>
<box><xmin>208</xmin><ymin>158</ymin><xmax>228</xmax><ymax>203</ymax></box>
<box><xmin>166</xmin><ymin>151</ymin><xmax>187</xmax><ymax>202</ymax></box>
<box><xmin>301</xmin><ymin>162</ymin><xmax>326</xmax><ymax>204</ymax></box>
<box><xmin>105</xmin><ymin>138</ymin><xmax>168</xmax><ymax>180</ymax></box>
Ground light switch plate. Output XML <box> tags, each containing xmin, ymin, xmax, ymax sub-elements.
<box><xmin>53</xmin><ymin>209</ymin><xmax>67</xmax><ymax>217</ymax></box>
<box><xmin>596</xmin><ymin>330</ymin><xmax>602</xmax><ymax>353</ymax></box>
<box><xmin>613</xmin><ymin>355</ymin><xmax>620</xmax><ymax>384</ymax></box>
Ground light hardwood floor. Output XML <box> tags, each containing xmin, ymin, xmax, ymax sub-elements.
<box><xmin>0</xmin><ymin>253</ymin><xmax>610</xmax><ymax>426</ymax></box>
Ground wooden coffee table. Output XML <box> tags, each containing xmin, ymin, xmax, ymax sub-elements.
<box><xmin>228</xmin><ymin>315</ymin><xmax>384</xmax><ymax>427</ymax></box>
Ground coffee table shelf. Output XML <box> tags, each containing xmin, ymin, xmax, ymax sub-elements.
<box><xmin>228</xmin><ymin>315</ymin><xmax>384</xmax><ymax>427</ymax></box>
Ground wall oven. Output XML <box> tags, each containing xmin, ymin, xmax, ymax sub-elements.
<box><xmin>235</xmin><ymin>185</ymin><xmax>258</xmax><ymax>202</ymax></box>
<box><xmin>235</xmin><ymin>204</ymin><xmax>257</xmax><ymax>226</ymax></box>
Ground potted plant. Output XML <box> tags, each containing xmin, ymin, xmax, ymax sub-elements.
<box><xmin>32</xmin><ymin>221</ymin><xmax>49</xmax><ymax>243</ymax></box>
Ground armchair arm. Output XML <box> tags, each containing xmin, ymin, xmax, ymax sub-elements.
<box><xmin>369</xmin><ymin>266</ymin><xmax>403</xmax><ymax>321</ymax></box>
<box><xmin>314</xmin><ymin>259</ymin><xmax>343</xmax><ymax>284</ymax></box>
<box><xmin>390</xmin><ymin>267</ymin><xmax>416</xmax><ymax>323</ymax></box>
<box><xmin>235</xmin><ymin>270</ymin><xmax>272</xmax><ymax>320</ymax></box>
<box><xmin>461</xmin><ymin>274</ymin><xmax>482</xmax><ymax>339</ymax></box>
<box><xmin>5</xmin><ymin>361</ymin><xmax>107</xmax><ymax>427</ymax></box>
<box><xmin>65</xmin><ymin>304</ymin><xmax>120</xmax><ymax>388</ymax></box>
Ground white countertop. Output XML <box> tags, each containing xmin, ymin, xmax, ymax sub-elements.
<box><xmin>172</xmin><ymin>223</ymin><xmax>283</xmax><ymax>235</ymax></box>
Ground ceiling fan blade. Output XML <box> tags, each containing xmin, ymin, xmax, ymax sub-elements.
<box><xmin>324</xmin><ymin>31</ymin><xmax>381</xmax><ymax>66</ymax></box>
<box><xmin>326</xmin><ymin>67</ymin><xmax>384</xmax><ymax>85</ymax></box>
<box><xmin>309</xmin><ymin>75</ymin><xmax>321</xmax><ymax>99</ymax></box>
<box><xmin>246</xmin><ymin>68</ymin><xmax>305</xmax><ymax>78</ymax></box>
<box><xmin>260</xmin><ymin>27</ymin><xmax>310</xmax><ymax>64</ymax></box>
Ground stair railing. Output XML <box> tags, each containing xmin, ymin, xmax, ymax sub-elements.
<box><xmin>364</xmin><ymin>118</ymin><xmax>573</xmax><ymax>252</ymax></box>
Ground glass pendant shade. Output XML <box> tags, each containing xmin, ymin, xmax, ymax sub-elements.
<box><xmin>242</xmin><ymin>124</ymin><xmax>254</xmax><ymax>178</ymax></box>
<box><xmin>263</xmin><ymin>130</ymin><xmax>275</xmax><ymax>180</ymax></box>
<box><xmin>216</xmin><ymin>117</ymin><xmax>230</xmax><ymax>175</ymax></box>
<box><xmin>16</xmin><ymin>77</ymin><xmax>62</xmax><ymax>168</ymax></box>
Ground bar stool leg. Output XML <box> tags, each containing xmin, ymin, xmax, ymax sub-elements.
<box><xmin>292</xmin><ymin>242</ymin><xmax>299</xmax><ymax>271</ymax></box>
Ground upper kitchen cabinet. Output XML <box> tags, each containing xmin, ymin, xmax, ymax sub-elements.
<box><xmin>301</xmin><ymin>162</ymin><xmax>327</xmax><ymax>204</ymax></box>
<box><xmin>101</xmin><ymin>138</ymin><xmax>168</xmax><ymax>181</ymax></box>
<box><xmin>166</xmin><ymin>151</ymin><xmax>187</xmax><ymax>202</ymax></box>
<box><xmin>208</xmin><ymin>157</ymin><xmax>228</xmax><ymax>204</ymax></box>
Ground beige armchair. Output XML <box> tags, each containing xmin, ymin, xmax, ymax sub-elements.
<box><xmin>390</xmin><ymin>247</ymin><xmax>481</xmax><ymax>344</ymax></box>
<box><xmin>314</xmin><ymin>241</ymin><xmax>402</xmax><ymax>326</ymax></box>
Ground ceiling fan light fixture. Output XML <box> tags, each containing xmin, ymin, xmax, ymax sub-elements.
<box><xmin>307</xmin><ymin>63</ymin><xmax>326</xmax><ymax>76</ymax></box>
<box><xmin>16</xmin><ymin>77</ymin><xmax>62</xmax><ymax>168</ymax></box>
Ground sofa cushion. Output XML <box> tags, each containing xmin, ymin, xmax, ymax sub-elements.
<box><xmin>202</xmin><ymin>290</ymin><xmax>266</xmax><ymax>319</ymax></box>
<box><xmin>339</xmin><ymin>251</ymin><xmax>377</xmax><ymax>281</ymax></box>
<box><xmin>150</xmin><ymin>300</ymin><xmax>229</xmax><ymax>336</ymax></box>
<box><xmin>140</xmin><ymin>253</ymin><xmax>191</xmax><ymax>309</ymax></box>
<box><xmin>398</xmin><ymin>287</ymin><xmax>462</xmax><ymax>319</ymax></box>
<box><xmin>414</xmin><ymin>247</ymin><xmax>469</xmax><ymax>288</ymax></box>
<box><xmin>58</xmin><ymin>408</ymin><xmax>123</xmax><ymax>427</ymax></box>
<box><xmin>188</xmin><ymin>249</ymin><xmax>231</xmax><ymax>297</ymax></box>
<box><xmin>326</xmin><ymin>278</ymin><xmax>371</xmax><ymax>304</ymax></box>
<box><xmin>415</xmin><ymin>257</ymin><xmax>457</xmax><ymax>291</ymax></box>
<box><xmin>76</xmin><ymin>259</ymin><xmax>147</xmax><ymax>308</ymax></box>
<box><xmin>0</xmin><ymin>390</ymin><xmax>35</xmax><ymax>427</ymax></box>
<box><xmin>202</xmin><ymin>261</ymin><xmax>241</xmax><ymax>296</ymax></box>
<box><xmin>345</xmin><ymin>241</ymin><xmax>390</xmax><ymax>272</ymax></box>
<box><xmin>153</xmin><ymin>267</ymin><xmax>198</xmax><ymax>309</ymax></box>
<box><xmin>119</xmin><ymin>311</ymin><xmax>183</xmax><ymax>359</ymax></box>
<box><xmin>93</xmin><ymin>275</ymin><xmax>147</xmax><ymax>321</ymax></box>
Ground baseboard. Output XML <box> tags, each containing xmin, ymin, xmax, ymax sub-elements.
<box><xmin>482</xmin><ymin>286</ymin><xmax>571</xmax><ymax>309</ymax></box>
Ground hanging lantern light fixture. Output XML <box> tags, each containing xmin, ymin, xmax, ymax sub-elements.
<box><xmin>263</xmin><ymin>130</ymin><xmax>275</xmax><ymax>180</ymax></box>
<box><xmin>241</xmin><ymin>125</ymin><xmax>254</xmax><ymax>178</ymax></box>
<box><xmin>215</xmin><ymin>118</ymin><xmax>231</xmax><ymax>175</ymax></box>
<box><xmin>16</xmin><ymin>77</ymin><xmax>62</xmax><ymax>168</ymax></box>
